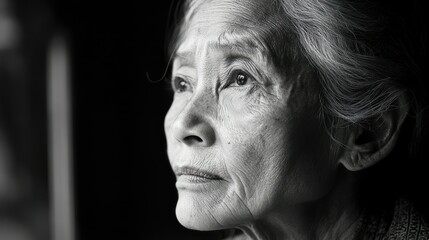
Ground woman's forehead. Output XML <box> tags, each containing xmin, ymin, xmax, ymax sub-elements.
<box><xmin>185</xmin><ymin>0</ymin><xmax>276</xmax><ymax>31</ymax></box>
<box><xmin>176</xmin><ymin>0</ymin><xmax>281</xmax><ymax>60</ymax></box>
<box><xmin>176</xmin><ymin>30</ymin><xmax>268</xmax><ymax>59</ymax></box>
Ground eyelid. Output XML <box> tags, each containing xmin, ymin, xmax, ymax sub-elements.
<box><xmin>172</xmin><ymin>64</ymin><xmax>196</xmax><ymax>82</ymax></box>
<box><xmin>221</xmin><ymin>68</ymin><xmax>257</xmax><ymax>90</ymax></box>
<box><xmin>225</xmin><ymin>55</ymin><xmax>265</xmax><ymax>78</ymax></box>
<box><xmin>227</xmin><ymin>59</ymin><xmax>264</xmax><ymax>83</ymax></box>
<box><xmin>225</xmin><ymin>66</ymin><xmax>258</xmax><ymax>86</ymax></box>
<box><xmin>171</xmin><ymin>74</ymin><xmax>192</xmax><ymax>93</ymax></box>
<box><xmin>241</xmin><ymin>60</ymin><xmax>265</xmax><ymax>82</ymax></box>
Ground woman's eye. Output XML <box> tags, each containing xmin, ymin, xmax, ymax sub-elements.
<box><xmin>227</xmin><ymin>71</ymin><xmax>253</xmax><ymax>88</ymax></box>
<box><xmin>236</xmin><ymin>73</ymin><xmax>248</xmax><ymax>86</ymax></box>
<box><xmin>172</xmin><ymin>77</ymin><xmax>190</xmax><ymax>93</ymax></box>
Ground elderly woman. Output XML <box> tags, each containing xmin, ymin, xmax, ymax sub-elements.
<box><xmin>163</xmin><ymin>0</ymin><xmax>428</xmax><ymax>239</ymax></box>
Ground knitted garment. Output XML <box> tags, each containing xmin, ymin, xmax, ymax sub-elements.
<box><xmin>224</xmin><ymin>199</ymin><xmax>429</xmax><ymax>240</ymax></box>
<box><xmin>354</xmin><ymin>199</ymin><xmax>429</xmax><ymax>240</ymax></box>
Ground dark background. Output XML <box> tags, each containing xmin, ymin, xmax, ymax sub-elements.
<box><xmin>48</xmin><ymin>1</ymin><xmax>222</xmax><ymax>239</ymax></box>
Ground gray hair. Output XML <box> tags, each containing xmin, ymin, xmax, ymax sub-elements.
<box><xmin>277</xmin><ymin>0</ymin><xmax>414</xmax><ymax>126</ymax></box>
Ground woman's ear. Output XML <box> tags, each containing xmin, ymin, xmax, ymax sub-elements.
<box><xmin>338</xmin><ymin>95</ymin><xmax>409</xmax><ymax>171</ymax></box>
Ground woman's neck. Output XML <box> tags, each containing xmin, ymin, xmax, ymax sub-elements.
<box><xmin>235</xmin><ymin>172</ymin><xmax>364</xmax><ymax>240</ymax></box>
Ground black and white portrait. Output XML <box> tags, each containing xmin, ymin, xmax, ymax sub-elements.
<box><xmin>0</xmin><ymin>0</ymin><xmax>428</xmax><ymax>239</ymax></box>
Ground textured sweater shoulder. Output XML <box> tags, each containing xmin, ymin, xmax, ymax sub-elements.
<box><xmin>354</xmin><ymin>199</ymin><xmax>429</xmax><ymax>240</ymax></box>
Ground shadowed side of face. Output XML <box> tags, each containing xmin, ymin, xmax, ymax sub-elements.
<box><xmin>164</xmin><ymin>0</ymin><xmax>337</xmax><ymax>231</ymax></box>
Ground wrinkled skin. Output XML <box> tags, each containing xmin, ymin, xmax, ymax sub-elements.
<box><xmin>164</xmin><ymin>0</ymin><xmax>339</xmax><ymax>235</ymax></box>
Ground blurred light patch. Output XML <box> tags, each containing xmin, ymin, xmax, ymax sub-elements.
<box><xmin>0</xmin><ymin>0</ymin><xmax>19</xmax><ymax>50</ymax></box>
<box><xmin>1</xmin><ymin>0</ymin><xmax>56</xmax><ymax>239</ymax></box>
<box><xmin>47</xmin><ymin>34</ymin><xmax>75</xmax><ymax>240</ymax></box>
<box><xmin>0</xmin><ymin>15</ymin><xmax>19</xmax><ymax>49</ymax></box>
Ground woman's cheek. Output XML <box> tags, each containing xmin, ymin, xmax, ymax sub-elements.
<box><xmin>219</xmin><ymin>88</ymin><xmax>272</xmax><ymax>120</ymax></box>
<box><xmin>218</xmin><ymin>91</ymin><xmax>284</xmax><ymax>196</ymax></box>
<box><xmin>218</xmin><ymin>88</ymin><xmax>282</xmax><ymax>149</ymax></box>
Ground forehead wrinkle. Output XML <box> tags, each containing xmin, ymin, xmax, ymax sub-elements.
<box><xmin>187</xmin><ymin>0</ymin><xmax>277</xmax><ymax>27</ymax></box>
<box><xmin>175</xmin><ymin>31</ymin><xmax>270</xmax><ymax>62</ymax></box>
<box><xmin>216</xmin><ymin>30</ymin><xmax>259</xmax><ymax>51</ymax></box>
<box><xmin>211</xmin><ymin>30</ymin><xmax>271</xmax><ymax>62</ymax></box>
<box><xmin>175</xmin><ymin>0</ymin><xmax>285</xmax><ymax>66</ymax></box>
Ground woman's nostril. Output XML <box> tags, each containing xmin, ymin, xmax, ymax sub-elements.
<box><xmin>184</xmin><ymin>135</ymin><xmax>203</xmax><ymax>143</ymax></box>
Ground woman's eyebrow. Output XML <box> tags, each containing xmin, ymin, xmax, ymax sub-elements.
<box><xmin>223</xmin><ymin>54</ymin><xmax>266</xmax><ymax>81</ymax></box>
<box><xmin>173</xmin><ymin>51</ymin><xmax>195</xmax><ymax>68</ymax></box>
<box><xmin>210</xmin><ymin>41</ymin><xmax>260</xmax><ymax>55</ymax></box>
<box><xmin>222</xmin><ymin>54</ymin><xmax>258</xmax><ymax>71</ymax></box>
<box><xmin>209</xmin><ymin>33</ymin><xmax>270</xmax><ymax>60</ymax></box>
<box><xmin>173</xmin><ymin>32</ymin><xmax>270</xmax><ymax>68</ymax></box>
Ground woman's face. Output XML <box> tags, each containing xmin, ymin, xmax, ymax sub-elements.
<box><xmin>164</xmin><ymin>0</ymin><xmax>337</xmax><ymax>230</ymax></box>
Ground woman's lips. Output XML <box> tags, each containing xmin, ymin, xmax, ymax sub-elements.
<box><xmin>175</xmin><ymin>166</ymin><xmax>223</xmax><ymax>184</ymax></box>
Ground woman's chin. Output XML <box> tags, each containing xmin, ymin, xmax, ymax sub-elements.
<box><xmin>174</xmin><ymin>180</ymin><xmax>232</xmax><ymax>230</ymax></box>
<box><xmin>175</xmin><ymin>196</ymin><xmax>223</xmax><ymax>231</ymax></box>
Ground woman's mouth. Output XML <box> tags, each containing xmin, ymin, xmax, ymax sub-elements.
<box><xmin>176</xmin><ymin>166</ymin><xmax>222</xmax><ymax>183</ymax></box>
<box><xmin>174</xmin><ymin>166</ymin><xmax>224</xmax><ymax>189</ymax></box>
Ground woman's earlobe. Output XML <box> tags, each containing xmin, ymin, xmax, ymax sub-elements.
<box><xmin>339</xmin><ymin>95</ymin><xmax>409</xmax><ymax>171</ymax></box>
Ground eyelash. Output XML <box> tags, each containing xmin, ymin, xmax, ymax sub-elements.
<box><xmin>171</xmin><ymin>69</ymin><xmax>257</xmax><ymax>94</ymax></box>
<box><xmin>225</xmin><ymin>69</ymin><xmax>255</xmax><ymax>88</ymax></box>
<box><xmin>171</xmin><ymin>76</ymin><xmax>191</xmax><ymax>93</ymax></box>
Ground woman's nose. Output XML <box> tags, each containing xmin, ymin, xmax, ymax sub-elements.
<box><xmin>171</xmin><ymin>105</ymin><xmax>216</xmax><ymax>147</ymax></box>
